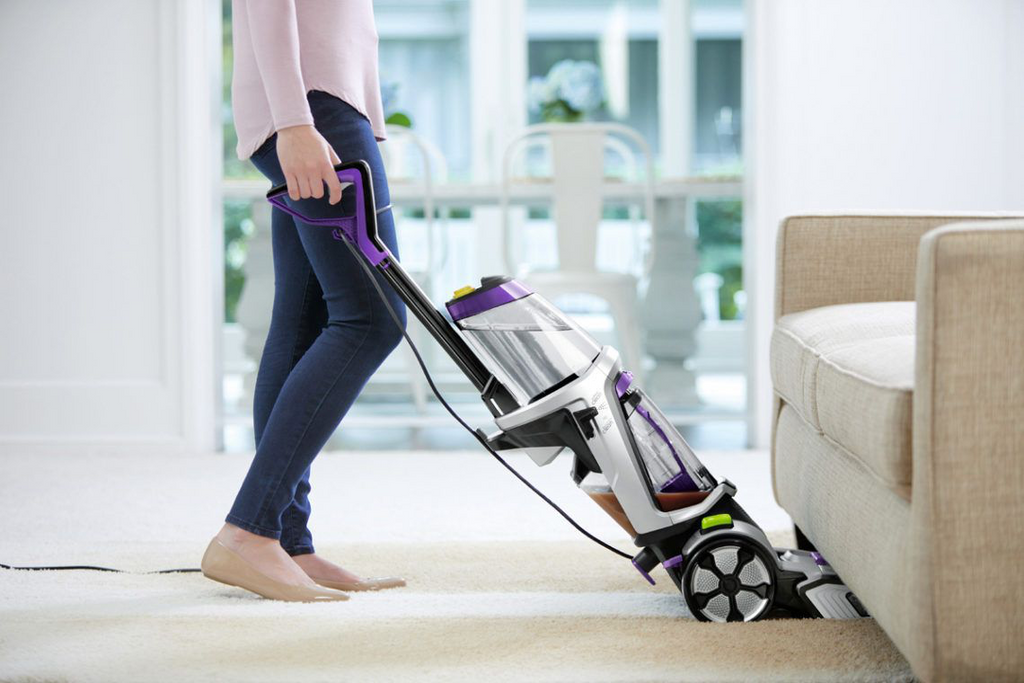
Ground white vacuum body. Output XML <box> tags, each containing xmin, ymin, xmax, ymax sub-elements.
<box><xmin>448</xmin><ymin>278</ymin><xmax>867</xmax><ymax>622</ymax></box>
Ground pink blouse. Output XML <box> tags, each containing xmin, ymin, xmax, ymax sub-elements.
<box><xmin>231</xmin><ymin>0</ymin><xmax>387</xmax><ymax>160</ymax></box>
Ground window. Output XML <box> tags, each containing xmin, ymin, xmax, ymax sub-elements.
<box><xmin>694</xmin><ymin>38</ymin><xmax>742</xmax><ymax>173</ymax></box>
<box><xmin>219</xmin><ymin>0</ymin><xmax>749</xmax><ymax>450</ymax></box>
<box><xmin>527</xmin><ymin>0</ymin><xmax>661</xmax><ymax>159</ymax></box>
<box><xmin>376</xmin><ymin>0</ymin><xmax>473</xmax><ymax>180</ymax></box>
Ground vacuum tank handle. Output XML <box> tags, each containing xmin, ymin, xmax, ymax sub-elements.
<box><xmin>265</xmin><ymin>160</ymin><xmax>391</xmax><ymax>266</ymax></box>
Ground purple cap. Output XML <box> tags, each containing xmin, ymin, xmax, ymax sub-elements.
<box><xmin>615</xmin><ymin>371</ymin><xmax>634</xmax><ymax>398</ymax></box>
<box><xmin>662</xmin><ymin>555</ymin><xmax>684</xmax><ymax>570</ymax></box>
<box><xmin>446</xmin><ymin>280</ymin><xmax>533</xmax><ymax>322</ymax></box>
<box><xmin>632</xmin><ymin>559</ymin><xmax>656</xmax><ymax>586</ymax></box>
<box><xmin>810</xmin><ymin>551</ymin><xmax>829</xmax><ymax>567</ymax></box>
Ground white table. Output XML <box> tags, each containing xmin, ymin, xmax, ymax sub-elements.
<box><xmin>223</xmin><ymin>176</ymin><xmax>743</xmax><ymax>203</ymax></box>
<box><xmin>224</xmin><ymin>175</ymin><xmax>744</xmax><ymax>420</ymax></box>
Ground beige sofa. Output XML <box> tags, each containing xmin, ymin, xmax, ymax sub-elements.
<box><xmin>770</xmin><ymin>214</ymin><xmax>1024</xmax><ymax>682</ymax></box>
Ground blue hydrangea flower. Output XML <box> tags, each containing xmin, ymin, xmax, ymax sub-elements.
<box><xmin>549</xmin><ymin>59</ymin><xmax>604</xmax><ymax>113</ymax></box>
<box><xmin>527</xmin><ymin>76</ymin><xmax>556</xmax><ymax>113</ymax></box>
<box><xmin>527</xmin><ymin>60</ymin><xmax>604</xmax><ymax>117</ymax></box>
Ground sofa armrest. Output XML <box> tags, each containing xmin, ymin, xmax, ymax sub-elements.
<box><xmin>774</xmin><ymin>214</ymin><xmax>1019</xmax><ymax>320</ymax></box>
<box><xmin>912</xmin><ymin>220</ymin><xmax>1024</xmax><ymax>681</ymax></box>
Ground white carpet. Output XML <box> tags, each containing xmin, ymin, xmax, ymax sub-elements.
<box><xmin>0</xmin><ymin>449</ymin><xmax>913</xmax><ymax>682</ymax></box>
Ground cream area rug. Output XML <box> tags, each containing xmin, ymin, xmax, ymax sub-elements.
<box><xmin>0</xmin><ymin>450</ymin><xmax>913</xmax><ymax>682</ymax></box>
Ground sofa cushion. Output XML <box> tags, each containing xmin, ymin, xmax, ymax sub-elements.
<box><xmin>771</xmin><ymin>302</ymin><xmax>915</xmax><ymax>498</ymax></box>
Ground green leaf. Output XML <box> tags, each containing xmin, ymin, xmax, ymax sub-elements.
<box><xmin>386</xmin><ymin>112</ymin><xmax>412</xmax><ymax>128</ymax></box>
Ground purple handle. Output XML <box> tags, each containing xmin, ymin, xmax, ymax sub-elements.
<box><xmin>266</xmin><ymin>167</ymin><xmax>390</xmax><ymax>266</ymax></box>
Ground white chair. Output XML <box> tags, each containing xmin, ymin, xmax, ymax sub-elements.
<box><xmin>370</xmin><ymin>125</ymin><xmax>451</xmax><ymax>417</ymax></box>
<box><xmin>499</xmin><ymin>123</ymin><xmax>655</xmax><ymax>377</ymax></box>
<box><xmin>379</xmin><ymin>124</ymin><xmax>450</xmax><ymax>278</ymax></box>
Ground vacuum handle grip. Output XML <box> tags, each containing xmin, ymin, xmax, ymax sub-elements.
<box><xmin>265</xmin><ymin>160</ymin><xmax>390</xmax><ymax>266</ymax></box>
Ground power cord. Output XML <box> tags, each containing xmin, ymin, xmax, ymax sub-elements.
<box><xmin>0</xmin><ymin>563</ymin><xmax>200</xmax><ymax>574</ymax></box>
<box><xmin>346</xmin><ymin>237</ymin><xmax>632</xmax><ymax>561</ymax></box>
<box><xmin>0</xmin><ymin>229</ymin><xmax>632</xmax><ymax>575</ymax></box>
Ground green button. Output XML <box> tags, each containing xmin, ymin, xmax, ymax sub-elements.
<box><xmin>701</xmin><ymin>513</ymin><xmax>733</xmax><ymax>530</ymax></box>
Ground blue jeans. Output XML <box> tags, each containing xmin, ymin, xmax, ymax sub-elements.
<box><xmin>226</xmin><ymin>92</ymin><xmax>406</xmax><ymax>555</ymax></box>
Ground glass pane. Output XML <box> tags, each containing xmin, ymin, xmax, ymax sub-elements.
<box><xmin>220</xmin><ymin>0</ymin><xmax>749</xmax><ymax>451</ymax></box>
<box><xmin>691</xmin><ymin>197</ymin><xmax>746</xmax><ymax>445</ymax></box>
<box><xmin>694</xmin><ymin>38</ymin><xmax>742</xmax><ymax>174</ymax></box>
<box><xmin>223</xmin><ymin>199</ymin><xmax>255</xmax><ymax>324</ymax></box>
<box><xmin>376</xmin><ymin>0</ymin><xmax>471</xmax><ymax>180</ymax></box>
<box><xmin>526</xmin><ymin>1</ymin><xmax>660</xmax><ymax>159</ymax></box>
<box><xmin>695</xmin><ymin>199</ymin><xmax>744</xmax><ymax>321</ymax></box>
<box><xmin>520</xmin><ymin>0</ymin><xmax>747</xmax><ymax>447</ymax></box>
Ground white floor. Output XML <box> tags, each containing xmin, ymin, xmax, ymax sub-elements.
<box><xmin>1</xmin><ymin>450</ymin><xmax>918</xmax><ymax>683</ymax></box>
<box><xmin>0</xmin><ymin>449</ymin><xmax>788</xmax><ymax>566</ymax></box>
<box><xmin>0</xmin><ymin>444</ymin><xmax>787</xmax><ymax>634</ymax></box>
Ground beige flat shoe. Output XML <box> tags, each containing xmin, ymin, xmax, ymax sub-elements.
<box><xmin>313</xmin><ymin>576</ymin><xmax>407</xmax><ymax>592</ymax></box>
<box><xmin>201</xmin><ymin>539</ymin><xmax>350</xmax><ymax>602</ymax></box>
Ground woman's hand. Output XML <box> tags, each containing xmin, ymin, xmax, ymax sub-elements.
<box><xmin>275</xmin><ymin>124</ymin><xmax>343</xmax><ymax>204</ymax></box>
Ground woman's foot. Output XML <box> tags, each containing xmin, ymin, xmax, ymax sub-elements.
<box><xmin>213</xmin><ymin>523</ymin><xmax>318</xmax><ymax>589</ymax></box>
<box><xmin>293</xmin><ymin>553</ymin><xmax>406</xmax><ymax>592</ymax></box>
<box><xmin>292</xmin><ymin>553</ymin><xmax>365</xmax><ymax>584</ymax></box>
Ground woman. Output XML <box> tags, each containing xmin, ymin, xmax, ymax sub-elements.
<box><xmin>201</xmin><ymin>1</ymin><xmax>407</xmax><ymax>602</ymax></box>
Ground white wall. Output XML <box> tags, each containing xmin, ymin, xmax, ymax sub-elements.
<box><xmin>0</xmin><ymin>0</ymin><xmax>221</xmax><ymax>452</ymax></box>
<box><xmin>745</xmin><ymin>0</ymin><xmax>1024</xmax><ymax>447</ymax></box>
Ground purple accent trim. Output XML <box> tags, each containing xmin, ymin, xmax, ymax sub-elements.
<box><xmin>662</xmin><ymin>555</ymin><xmax>684</xmax><ymax>570</ymax></box>
<box><xmin>659</xmin><ymin>469</ymin><xmax>700</xmax><ymax>493</ymax></box>
<box><xmin>635</xmin><ymin>403</ymin><xmax>686</xmax><ymax>472</ymax></box>
<box><xmin>267</xmin><ymin>168</ymin><xmax>390</xmax><ymax>266</ymax></box>
<box><xmin>615</xmin><ymin>371</ymin><xmax>634</xmax><ymax>398</ymax></box>
<box><xmin>633</xmin><ymin>401</ymin><xmax>700</xmax><ymax>493</ymax></box>
<box><xmin>632</xmin><ymin>559</ymin><xmax>656</xmax><ymax>586</ymax></box>
<box><xmin>446</xmin><ymin>280</ymin><xmax>534</xmax><ymax>321</ymax></box>
<box><xmin>619</xmin><ymin>377</ymin><xmax>697</xmax><ymax>492</ymax></box>
<box><xmin>811</xmin><ymin>551</ymin><xmax>829</xmax><ymax>567</ymax></box>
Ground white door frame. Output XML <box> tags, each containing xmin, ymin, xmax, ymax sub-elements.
<box><xmin>0</xmin><ymin>0</ymin><xmax>221</xmax><ymax>454</ymax></box>
<box><xmin>176</xmin><ymin>0</ymin><xmax>224</xmax><ymax>452</ymax></box>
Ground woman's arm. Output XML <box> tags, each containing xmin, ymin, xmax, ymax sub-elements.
<box><xmin>243</xmin><ymin>0</ymin><xmax>342</xmax><ymax>204</ymax></box>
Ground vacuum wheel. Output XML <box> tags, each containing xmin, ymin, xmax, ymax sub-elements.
<box><xmin>682</xmin><ymin>537</ymin><xmax>776</xmax><ymax>622</ymax></box>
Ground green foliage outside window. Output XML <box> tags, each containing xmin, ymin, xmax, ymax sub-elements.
<box><xmin>222</xmin><ymin>0</ymin><xmax>254</xmax><ymax>323</ymax></box>
<box><xmin>224</xmin><ymin>200</ymin><xmax>254</xmax><ymax>323</ymax></box>
<box><xmin>695</xmin><ymin>200</ymin><xmax>744</xmax><ymax>320</ymax></box>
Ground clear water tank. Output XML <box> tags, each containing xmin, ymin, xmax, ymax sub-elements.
<box><xmin>447</xmin><ymin>279</ymin><xmax>600</xmax><ymax>405</ymax></box>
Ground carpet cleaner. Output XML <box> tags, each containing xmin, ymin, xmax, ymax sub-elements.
<box><xmin>268</xmin><ymin>161</ymin><xmax>868</xmax><ymax>622</ymax></box>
